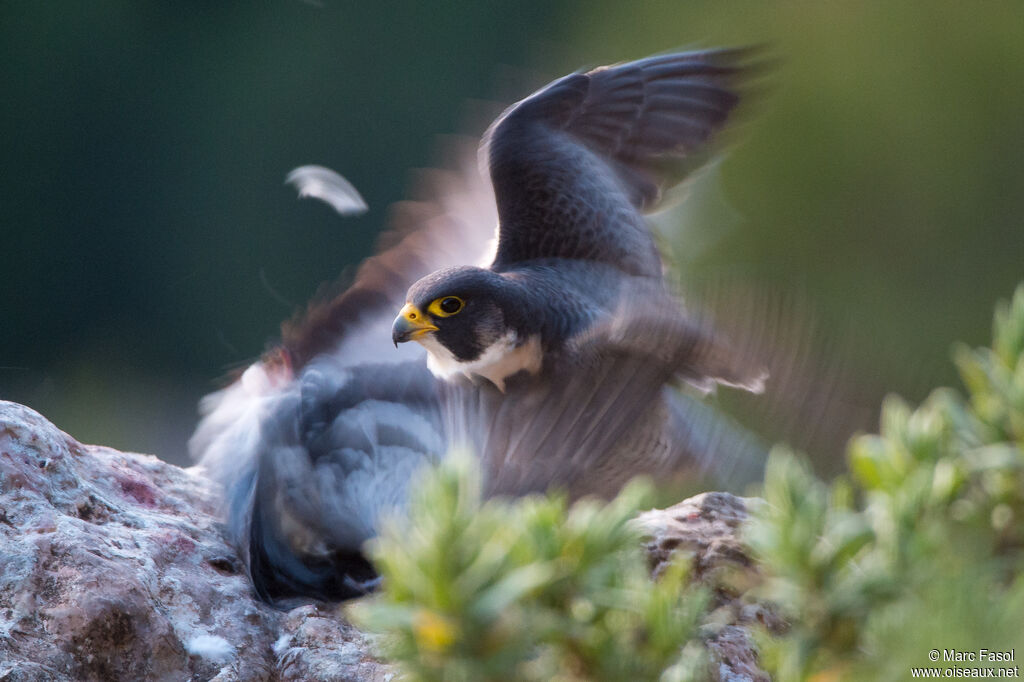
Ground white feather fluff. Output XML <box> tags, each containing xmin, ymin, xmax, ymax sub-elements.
<box><xmin>285</xmin><ymin>165</ymin><xmax>368</xmax><ymax>216</ymax></box>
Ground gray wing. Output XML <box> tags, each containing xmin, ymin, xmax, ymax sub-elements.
<box><xmin>446</xmin><ymin>301</ymin><xmax>769</xmax><ymax>499</ymax></box>
<box><xmin>485</xmin><ymin>49</ymin><xmax>753</xmax><ymax>276</ymax></box>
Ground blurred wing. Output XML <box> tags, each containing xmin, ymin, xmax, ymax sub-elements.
<box><xmin>485</xmin><ymin>48</ymin><xmax>754</xmax><ymax>275</ymax></box>
<box><xmin>446</xmin><ymin>301</ymin><xmax>769</xmax><ymax>499</ymax></box>
<box><xmin>568</xmin><ymin>291</ymin><xmax>768</xmax><ymax>394</ymax></box>
<box><xmin>281</xmin><ymin>136</ymin><xmax>498</xmax><ymax>369</ymax></box>
<box><xmin>680</xmin><ymin>279</ymin><xmax>879</xmax><ymax>467</ymax></box>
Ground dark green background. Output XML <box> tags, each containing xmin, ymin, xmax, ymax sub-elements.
<box><xmin>3</xmin><ymin>1</ymin><xmax>1022</xmax><ymax>465</ymax></box>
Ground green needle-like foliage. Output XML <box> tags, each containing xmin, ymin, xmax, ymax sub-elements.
<box><xmin>352</xmin><ymin>456</ymin><xmax>711</xmax><ymax>681</ymax></box>
<box><xmin>749</xmin><ymin>284</ymin><xmax>1024</xmax><ymax>680</ymax></box>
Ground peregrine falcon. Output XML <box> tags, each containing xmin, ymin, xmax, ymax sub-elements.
<box><xmin>392</xmin><ymin>50</ymin><xmax>760</xmax><ymax>389</ymax></box>
<box><xmin>191</xmin><ymin>49</ymin><xmax>766</xmax><ymax>604</ymax></box>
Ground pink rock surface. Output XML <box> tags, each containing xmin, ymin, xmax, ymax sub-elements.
<box><xmin>0</xmin><ymin>401</ymin><xmax>388</xmax><ymax>682</ymax></box>
<box><xmin>637</xmin><ymin>493</ymin><xmax>776</xmax><ymax>682</ymax></box>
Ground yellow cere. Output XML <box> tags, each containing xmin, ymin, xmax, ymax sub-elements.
<box><xmin>398</xmin><ymin>303</ymin><xmax>438</xmax><ymax>335</ymax></box>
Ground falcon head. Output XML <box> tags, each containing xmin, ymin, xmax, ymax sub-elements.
<box><xmin>391</xmin><ymin>266</ymin><xmax>540</xmax><ymax>388</ymax></box>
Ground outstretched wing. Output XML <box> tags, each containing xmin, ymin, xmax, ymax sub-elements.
<box><xmin>485</xmin><ymin>49</ymin><xmax>753</xmax><ymax>276</ymax></box>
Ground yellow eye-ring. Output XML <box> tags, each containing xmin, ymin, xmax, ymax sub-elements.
<box><xmin>428</xmin><ymin>296</ymin><xmax>464</xmax><ymax>317</ymax></box>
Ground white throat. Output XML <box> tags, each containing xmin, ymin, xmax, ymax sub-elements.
<box><xmin>418</xmin><ymin>331</ymin><xmax>542</xmax><ymax>391</ymax></box>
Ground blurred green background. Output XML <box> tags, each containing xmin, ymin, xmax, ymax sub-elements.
<box><xmin>2</xmin><ymin>1</ymin><xmax>1022</xmax><ymax>466</ymax></box>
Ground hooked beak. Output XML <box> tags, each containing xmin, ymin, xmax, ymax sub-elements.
<box><xmin>391</xmin><ymin>303</ymin><xmax>438</xmax><ymax>347</ymax></box>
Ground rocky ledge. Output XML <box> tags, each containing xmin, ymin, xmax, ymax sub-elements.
<box><xmin>0</xmin><ymin>401</ymin><xmax>769</xmax><ymax>681</ymax></box>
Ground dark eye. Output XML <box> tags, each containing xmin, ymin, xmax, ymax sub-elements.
<box><xmin>428</xmin><ymin>295</ymin><xmax>465</xmax><ymax>317</ymax></box>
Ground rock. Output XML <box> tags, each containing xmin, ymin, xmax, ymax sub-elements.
<box><xmin>638</xmin><ymin>492</ymin><xmax>754</xmax><ymax>582</ymax></box>
<box><xmin>0</xmin><ymin>401</ymin><xmax>389</xmax><ymax>682</ymax></box>
<box><xmin>0</xmin><ymin>401</ymin><xmax>770</xmax><ymax>681</ymax></box>
<box><xmin>636</xmin><ymin>492</ymin><xmax>777</xmax><ymax>682</ymax></box>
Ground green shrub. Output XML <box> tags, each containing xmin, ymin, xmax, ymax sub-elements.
<box><xmin>352</xmin><ymin>459</ymin><xmax>711</xmax><ymax>681</ymax></box>
<box><xmin>748</xmin><ymin>285</ymin><xmax>1024</xmax><ymax>680</ymax></box>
